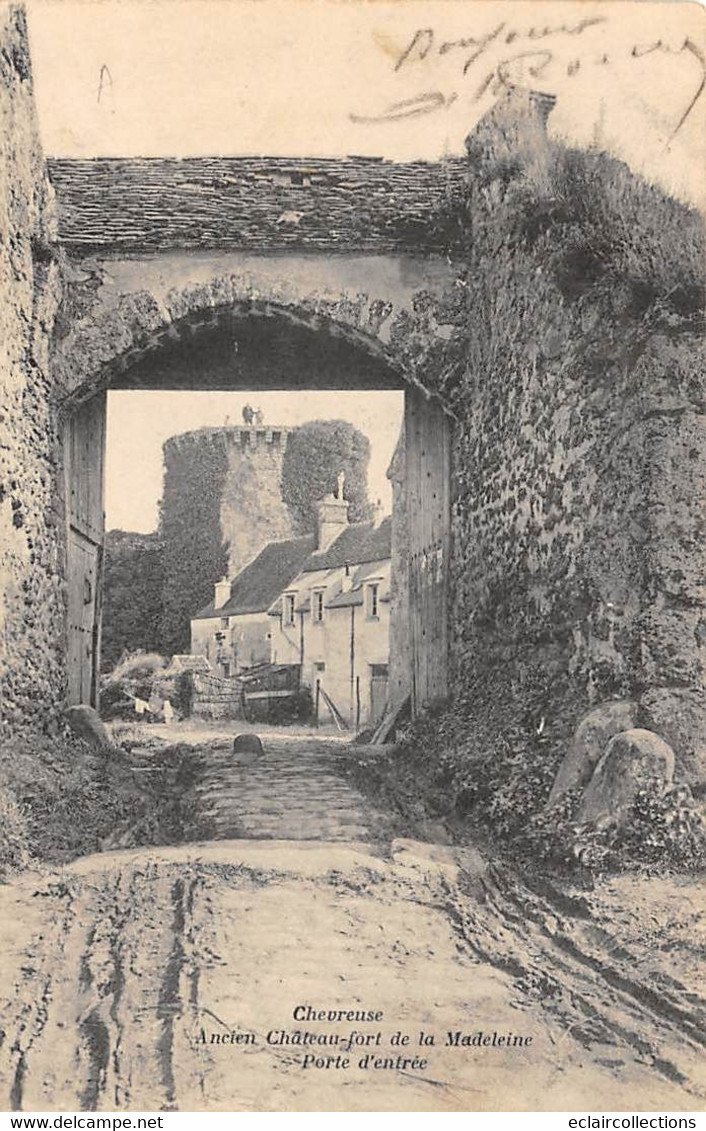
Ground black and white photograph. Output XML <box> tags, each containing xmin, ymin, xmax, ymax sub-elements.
<box><xmin>0</xmin><ymin>0</ymin><xmax>705</xmax><ymax>1115</ymax></box>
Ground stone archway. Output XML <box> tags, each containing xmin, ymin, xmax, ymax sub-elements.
<box><xmin>56</xmin><ymin>274</ymin><xmax>452</xmax><ymax>715</ymax></box>
<box><xmin>53</xmin><ymin>272</ymin><xmax>443</xmax><ymax>404</ymax></box>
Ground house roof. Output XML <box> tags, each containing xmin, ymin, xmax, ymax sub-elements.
<box><xmin>193</xmin><ymin>535</ymin><xmax>316</xmax><ymax>619</ymax></box>
<box><xmin>326</xmin><ymin>562</ymin><xmax>391</xmax><ymax>609</ymax></box>
<box><xmin>302</xmin><ymin>516</ymin><xmax>392</xmax><ymax>572</ymax></box>
<box><xmin>193</xmin><ymin>516</ymin><xmax>392</xmax><ymax>622</ymax></box>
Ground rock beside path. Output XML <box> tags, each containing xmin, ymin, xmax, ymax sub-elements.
<box><xmin>548</xmin><ymin>700</ymin><xmax>639</xmax><ymax>805</ymax></box>
<box><xmin>577</xmin><ymin>728</ymin><xmax>675</xmax><ymax>828</ymax></box>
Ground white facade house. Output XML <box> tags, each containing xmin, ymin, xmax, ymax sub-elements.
<box><xmin>191</xmin><ymin>489</ymin><xmax>392</xmax><ymax>727</ymax></box>
<box><xmin>190</xmin><ymin>535</ymin><xmax>315</xmax><ymax>677</ymax></box>
<box><xmin>268</xmin><ymin>495</ymin><xmax>392</xmax><ymax>728</ymax></box>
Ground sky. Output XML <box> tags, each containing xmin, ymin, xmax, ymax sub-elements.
<box><xmin>26</xmin><ymin>0</ymin><xmax>705</xmax><ymax>532</ymax></box>
<box><xmin>25</xmin><ymin>1</ymin><xmax>705</xmax><ymax>204</ymax></box>
<box><xmin>105</xmin><ymin>390</ymin><xmax>404</xmax><ymax>532</ymax></box>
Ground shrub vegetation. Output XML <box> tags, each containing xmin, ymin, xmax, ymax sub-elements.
<box><xmin>101</xmin><ymin>531</ymin><xmax>165</xmax><ymax>671</ymax></box>
<box><xmin>0</xmin><ymin>731</ymin><xmax>146</xmax><ymax>876</ymax></box>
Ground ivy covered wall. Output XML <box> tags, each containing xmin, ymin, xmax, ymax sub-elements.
<box><xmin>158</xmin><ymin>433</ymin><xmax>230</xmax><ymax>656</ymax></box>
<box><xmin>395</xmin><ymin>89</ymin><xmax>705</xmax><ymax>788</ymax></box>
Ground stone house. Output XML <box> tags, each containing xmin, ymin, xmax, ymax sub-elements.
<box><xmin>191</xmin><ymin>489</ymin><xmax>392</xmax><ymax>726</ymax></box>
<box><xmin>190</xmin><ymin>536</ymin><xmax>315</xmax><ymax>677</ymax></box>
<box><xmin>268</xmin><ymin>496</ymin><xmax>392</xmax><ymax>728</ymax></box>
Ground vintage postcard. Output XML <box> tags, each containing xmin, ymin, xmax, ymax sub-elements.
<box><xmin>0</xmin><ymin>0</ymin><xmax>705</xmax><ymax>1115</ymax></box>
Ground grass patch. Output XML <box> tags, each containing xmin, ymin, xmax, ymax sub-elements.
<box><xmin>0</xmin><ymin>730</ymin><xmax>204</xmax><ymax>876</ymax></box>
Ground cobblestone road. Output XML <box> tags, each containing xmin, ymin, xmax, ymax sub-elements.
<box><xmin>181</xmin><ymin>731</ymin><xmax>396</xmax><ymax>843</ymax></box>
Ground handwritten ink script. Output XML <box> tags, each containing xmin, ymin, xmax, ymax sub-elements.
<box><xmin>351</xmin><ymin>16</ymin><xmax>705</xmax><ymax>144</ymax></box>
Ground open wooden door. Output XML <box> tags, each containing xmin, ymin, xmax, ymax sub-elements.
<box><xmin>65</xmin><ymin>393</ymin><xmax>107</xmax><ymax>707</ymax></box>
<box><xmin>405</xmin><ymin>387</ymin><xmax>451</xmax><ymax>713</ymax></box>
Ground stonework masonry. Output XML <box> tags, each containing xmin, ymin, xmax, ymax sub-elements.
<box><xmin>445</xmin><ymin>90</ymin><xmax>706</xmax><ymax>787</ymax></box>
<box><xmin>0</xmin><ymin>3</ymin><xmax>66</xmax><ymax>738</ymax></box>
<box><xmin>386</xmin><ymin>423</ymin><xmax>411</xmax><ymax>709</ymax></box>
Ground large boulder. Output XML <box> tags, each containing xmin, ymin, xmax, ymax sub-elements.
<box><xmin>576</xmin><ymin>728</ymin><xmax>675</xmax><ymax>828</ymax></box>
<box><xmin>547</xmin><ymin>700</ymin><xmax>638</xmax><ymax>806</ymax></box>
<box><xmin>63</xmin><ymin>705</ymin><xmax>113</xmax><ymax>751</ymax></box>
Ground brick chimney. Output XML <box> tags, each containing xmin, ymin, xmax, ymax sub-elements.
<box><xmin>316</xmin><ymin>494</ymin><xmax>348</xmax><ymax>552</ymax></box>
<box><xmin>214</xmin><ymin>577</ymin><xmax>231</xmax><ymax>609</ymax></box>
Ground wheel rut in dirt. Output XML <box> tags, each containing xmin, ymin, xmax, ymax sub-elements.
<box><xmin>2</xmin><ymin>735</ymin><xmax>705</xmax><ymax>1111</ymax></box>
<box><xmin>2</xmin><ymin>841</ymin><xmax>705</xmax><ymax>1112</ymax></box>
<box><xmin>443</xmin><ymin>862</ymin><xmax>706</xmax><ymax>1100</ymax></box>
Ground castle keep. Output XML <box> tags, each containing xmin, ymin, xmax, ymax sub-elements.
<box><xmin>163</xmin><ymin>424</ymin><xmax>296</xmax><ymax>582</ymax></box>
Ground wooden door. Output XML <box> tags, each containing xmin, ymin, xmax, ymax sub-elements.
<box><xmin>406</xmin><ymin>388</ymin><xmax>451</xmax><ymax>713</ymax></box>
<box><xmin>65</xmin><ymin>393</ymin><xmax>107</xmax><ymax>707</ymax></box>
<box><xmin>369</xmin><ymin>664</ymin><xmax>389</xmax><ymax>725</ymax></box>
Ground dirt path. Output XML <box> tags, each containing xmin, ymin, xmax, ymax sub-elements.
<box><xmin>1</xmin><ymin>735</ymin><xmax>705</xmax><ymax>1112</ymax></box>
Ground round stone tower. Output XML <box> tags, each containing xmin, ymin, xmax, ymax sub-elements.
<box><xmin>163</xmin><ymin>424</ymin><xmax>296</xmax><ymax>580</ymax></box>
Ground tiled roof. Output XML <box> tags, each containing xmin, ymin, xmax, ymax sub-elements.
<box><xmin>193</xmin><ymin>517</ymin><xmax>392</xmax><ymax>621</ymax></box>
<box><xmin>303</xmin><ymin>517</ymin><xmax>392</xmax><ymax>572</ymax></box>
<box><xmin>47</xmin><ymin>156</ymin><xmax>467</xmax><ymax>254</ymax></box>
<box><xmin>193</xmin><ymin>535</ymin><xmax>316</xmax><ymax>619</ymax></box>
<box><xmin>327</xmin><ymin>566</ymin><xmax>391</xmax><ymax>609</ymax></box>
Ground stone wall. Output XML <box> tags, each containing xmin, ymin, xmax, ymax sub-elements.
<box><xmin>451</xmin><ymin>336</ymin><xmax>692</xmax><ymax>699</ymax></box>
<box><xmin>163</xmin><ymin>425</ymin><xmax>294</xmax><ymax>581</ymax></box>
<box><xmin>191</xmin><ymin>670</ymin><xmax>244</xmax><ymax>721</ymax></box>
<box><xmin>218</xmin><ymin>428</ymin><xmax>296</xmax><ymax>578</ymax></box>
<box><xmin>191</xmin><ymin>611</ymin><xmax>272</xmax><ymax>676</ymax></box>
<box><xmin>442</xmin><ymin>90</ymin><xmax>706</xmax><ymax>786</ymax></box>
<box><xmin>0</xmin><ymin>3</ymin><xmax>65</xmax><ymax>738</ymax></box>
<box><xmin>449</xmin><ymin>340</ymin><xmax>706</xmax><ymax>786</ymax></box>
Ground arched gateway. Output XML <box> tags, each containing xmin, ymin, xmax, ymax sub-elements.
<box><xmin>54</xmin><ymin>255</ymin><xmax>456</xmax><ymax>718</ymax></box>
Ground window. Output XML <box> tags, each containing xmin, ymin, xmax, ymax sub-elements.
<box><xmin>315</xmin><ymin>662</ymin><xmax>326</xmax><ymax>673</ymax></box>
<box><xmin>312</xmin><ymin>589</ymin><xmax>324</xmax><ymax>623</ymax></box>
<box><xmin>220</xmin><ymin>617</ymin><xmax>229</xmax><ymax>630</ymax></box>
<box><xmin>367</xmin><ymin>583</ymin><xmax>380</xmax><ymax>620</ymax></box>
<box><xmin>284</xmin><ymin>594</ymin><xmax>295</xmax><ymax>626</ymax></box>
